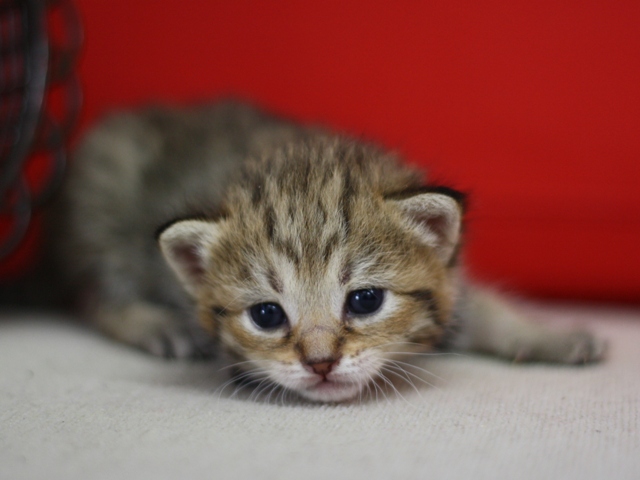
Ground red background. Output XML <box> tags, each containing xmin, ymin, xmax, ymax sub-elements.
<box><xmin>6</xmin><ymin>1</ymin><xmax>640</xmax><ymax>302</ymax></box>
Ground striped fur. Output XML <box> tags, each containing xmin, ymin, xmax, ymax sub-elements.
<box><xmin>55</xmin><ymin>101</ymin><xmax>603</xmax><ymax>403</ymax></box>
<box><xmin>159</xmin><ymin>132</ymin><xmax>462</xmax><ymax>401</ymax></box>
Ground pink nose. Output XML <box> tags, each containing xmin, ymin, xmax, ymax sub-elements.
<box><xmin>305</xmin><ymin>358</ymin><xmax>339</xmax><ymax>377</ymax></box>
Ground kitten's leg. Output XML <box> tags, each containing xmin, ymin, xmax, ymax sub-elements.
<box><xmin>90</xmin><ymin>301</ymin><xmax>217</xmax><ymax>359</ymax></box>
<box><xmin>452</xmin><ymin>287</ymin><xmax>606</xmax><ymax>364</ymax></box>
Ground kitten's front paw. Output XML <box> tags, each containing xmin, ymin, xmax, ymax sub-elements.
<box><xmin>560</xmin><ymin>331</ymin><xmax>607</xmax><ymax>365</ymax></box>
<box><xmin>140</xmin><ymin>321</ymin><xmax>217</xmax><ymax>360</ymax></box>
<box><xmin>95</xmin><ymin>303</ymin><xmax>217</xmax><ymax>360</ymax></box>
<box><xmin>515</xmin><ymin>330</ymin><xmax>607</xmax><ymax>365</ymax></box>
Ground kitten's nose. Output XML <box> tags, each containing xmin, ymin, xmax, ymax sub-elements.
<box><xmin>305</xmin><ymin>358</ymin><xmax>339</xmax><ymax>377</ymax></box>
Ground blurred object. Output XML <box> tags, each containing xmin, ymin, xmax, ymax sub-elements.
<box><xmin>0</xmin><ymin>0</ymin><xmax>81</xmax><ymax>269</ymax></box>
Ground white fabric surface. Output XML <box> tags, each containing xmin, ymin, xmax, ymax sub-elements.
<box><xmin>1</xmin><ymin>302</ymin><xmax>638</xmax><ymax>480</ymax></box>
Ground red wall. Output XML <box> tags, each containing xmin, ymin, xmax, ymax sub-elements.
<box><xmin>9</xmin><ymin>1</ymin><xmax>640</xmax><ymax>302</ymax></box>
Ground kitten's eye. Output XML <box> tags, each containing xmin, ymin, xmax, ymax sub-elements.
<box><xmin>249</xmin><ymin>302</ymin><xmax>288</xmax><ymax>329</ymax></box>
<box><xmin>346</xmin><ymin>288</ymin><xmax>384</xmax><ymax>316</ymax></box>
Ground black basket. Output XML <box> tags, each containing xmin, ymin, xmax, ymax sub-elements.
<box><xmin>0</xmin><ymin>0</ymin><xmax>81</xmax><ymax>259</ymax></box>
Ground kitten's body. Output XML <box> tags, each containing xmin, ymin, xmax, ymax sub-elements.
<box><xmin>50</xmin><ymin>102</ymin><xmax>603</xmax><ymax>402</ymax></box>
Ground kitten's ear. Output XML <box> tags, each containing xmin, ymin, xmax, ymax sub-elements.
<box><xmin>387</xmin><ymin>187</ymin><xmax>465</xmax><ymax>265</ymax></box>
<box><xmin>157</xmin><ymin>219</ymin><xmax>221</xmax><ymax>296</ymax></box>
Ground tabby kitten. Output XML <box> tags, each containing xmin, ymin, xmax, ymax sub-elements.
<box><xmin>55</xmin><ymin>102</ymin><xmax>604</xmax><ymax>402</ymax></box>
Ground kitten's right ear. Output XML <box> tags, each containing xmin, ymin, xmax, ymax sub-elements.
<box><xmin>157</xmin><ymin>219</ymin><xmax>221</xmax><ymax>296</ymax></box>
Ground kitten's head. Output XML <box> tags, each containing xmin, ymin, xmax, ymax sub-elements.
<box><xmin>158</xmin><ymin>139</ymin><xmax>464</xmax><ymax>402</ymax></box>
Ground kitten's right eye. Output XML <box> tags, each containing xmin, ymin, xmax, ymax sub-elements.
<box><xmin>249</xmin><ymin>302</ymin><xmax>288</xmax><ymax>330</ymax></box>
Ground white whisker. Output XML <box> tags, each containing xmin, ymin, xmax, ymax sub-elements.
<box><xmin>214</xmin><ymin>367</ymin><xmax>264</xmax><ymax>400</ymax></box>
<box><xmin>218</xmin><ymin>359</ymin><xmax>258</xmax><ymax>371</ymax></box>
<box><xmin>384</xmin><ymin>357</ymin><xmax>447</xmax><ymax>383</ymax></box>
<box><xmin>377</xmin><ymin>371</ymin><xmax>415</xmax><ymax>407</ymax></box>
<box><xmin>264</xmin><ymin>382</ymin><xmax>281</xmax><ymax>405</ymax></box>
<box><xmin>386</xmin><ymin>360</ymin><xmax>442</xmax><ymax>390</ymax></box>
<box><xmin>381</xmin><ymin>365</ymin><xmax>422</xmax><ymax>398</ymax></box>
<box><xmin>248</xmin><ymin>376</ymin><xmax>275</xmax><ymax>402</ymax></box>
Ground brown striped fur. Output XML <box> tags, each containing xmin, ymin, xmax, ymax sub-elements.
<box><xmin>163</xmin><ymin>136</ymin><xmax>462</xmax><ymax>401</ymax></box>
<box><xmin>53</xmin><ymin>101</ymin><xmax>604</xmax><ymax>403</ymax></box>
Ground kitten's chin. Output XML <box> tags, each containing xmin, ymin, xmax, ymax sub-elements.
<box><xmin>296</xmin><ymin>380</ymin><xmax>362</xmax><ymax>403</ymax></box>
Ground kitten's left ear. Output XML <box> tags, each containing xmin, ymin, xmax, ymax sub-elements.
<box><xmin>157</xmin><ymin>219</ymin><xmax>222</xmax><ymax>296</ymax></box>
<box><xmin>387</xmin><ymin>187</ymin><xmax>465</xmax><ymax>266</ymax></box>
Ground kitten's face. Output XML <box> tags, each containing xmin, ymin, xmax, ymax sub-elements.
<box><xmin>204</xmin><ymin>218</ymin><xmax>453</xmax><ymax>402</ymax></box>
<box><xmin>159</xmin><ymin>142</ymin><xmax>463</xmax><ymax>402</ymax></box>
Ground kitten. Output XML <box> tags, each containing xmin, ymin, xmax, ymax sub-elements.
<box><xmin>53</xmin><ymin>101</ymin><xmax>604</xmax><ymax>402</ymax></box>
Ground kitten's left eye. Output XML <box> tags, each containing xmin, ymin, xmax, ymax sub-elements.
<box><xmin>249</xmin><ymin>302</ymin><xmax>288</xmax><ymax>329</ymax></box>
<box><xmin>346</xmin><ymin>288</ymin><xmax>385</xmax><ymax>316</ymax></box>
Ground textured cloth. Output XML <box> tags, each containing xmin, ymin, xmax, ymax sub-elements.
<box><xmin>1</xmin><ymin>302</ymin><xmax>638</xmax><ymax>480</ymax></box>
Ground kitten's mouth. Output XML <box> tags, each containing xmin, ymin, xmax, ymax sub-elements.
<box><xmin>309</xmin><ymin>379</ymin><xmax>342</xmax><ymax>392</ymax></box>
<box><xmin>301</xmin><ymin>378</ymin><xmax>361</xmax><ymax>402</ymax></box>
